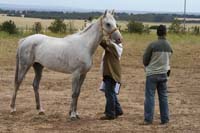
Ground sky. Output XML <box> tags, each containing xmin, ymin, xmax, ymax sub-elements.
<box><xmin>0</xmin><ymin>0</ymin><xmax>200</xmax><ymax>13</ymax></box>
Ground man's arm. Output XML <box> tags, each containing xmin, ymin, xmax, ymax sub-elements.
<box><xmin>143</xmin><ymin>44</ymin><xmax>153</xmax><ymax>67</ymax></box>
<box><xmin>100</xmin><ymin>40</ymin><xmax>108</xmax><ymax>49</ymax></box>
<box><xmin>100</xmin><ymin>40</ymin><xmax>111</xmax><ymax>52</ymax></box>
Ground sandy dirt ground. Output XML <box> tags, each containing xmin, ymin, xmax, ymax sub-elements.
<box><xmin>0</xmin><ymin>36</ymin><xmax>200</xmax><ymax>133</ymax></box>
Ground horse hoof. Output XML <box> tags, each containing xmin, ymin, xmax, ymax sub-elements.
<box><xmin>10</xmin><ymin>111</ymin><xmax>16</xmax><ymax>115</ymax></box>
<box><xmin>38</xmin><ymin>111</ymin><xmax>45</xmax><ymax>115</ymax></box>
<box><xmin>10</xmin><ymin>108</ymin><xmax>16</xmax><ymax>115</ymax></box>
<box><xmin>70</xmin><ymin>116</ymin><xmax>80</xmax><ymax>121</ymax></box>
<box><xmin>70</xmin><ymin>117</ymin><xmax>76</xmax><ymax>121</ymax></box>
<box><xmin>76</xmin><ymin>115</ymin><xmax>80</xmax><ymax>119</ymax></box>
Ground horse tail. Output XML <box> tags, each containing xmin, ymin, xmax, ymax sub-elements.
<box><xmin>19</xmin><ymin>38</ymin><xmax>25</xmax><ymax>45</ymax></box>
<box><xmin>14</xmin><ymin>50</ymin><xmax>19</xmax><ymax>86</ymax></box>
<box><xmin>14</xmin><ymin>38</ymin><xmax>25</xmax><ymax>86</ymax></box>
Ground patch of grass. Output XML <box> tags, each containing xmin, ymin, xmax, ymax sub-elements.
<box><xmin>0</xmin><ymin>31</ymin><xmax>199</xmax><ymax>69</ymax></box>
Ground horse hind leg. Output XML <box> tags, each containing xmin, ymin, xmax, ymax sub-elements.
<box><xmin>10</xmin><ymin>63</ymin><xmax>31</xmax><ymax>114</ymax></box>
<box><xmin>32</xmin><ymin>63</ymin><xmax>44</xmax><ymax>115</ymax></box>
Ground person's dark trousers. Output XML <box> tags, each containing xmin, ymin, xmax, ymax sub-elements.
<box><xmin>144</xmin><ymin>74</ymin><xmax>169</xmax><ymax>123</ymax></box>
<box><xmin>104</xmin><ymin>76</ymin><xmax>123</xmax><ymax>118</ymax></box>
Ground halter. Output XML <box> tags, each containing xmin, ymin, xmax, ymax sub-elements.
<box><xmin>100</xmin><ymin>17</ymin><xmax>118</xmax><ymax>39</ymax></box>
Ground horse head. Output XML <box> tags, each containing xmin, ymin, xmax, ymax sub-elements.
<box><xmin>100</xmin><ymin>10</ymin><xmax>123</xmax><ymax>44</ymax></box>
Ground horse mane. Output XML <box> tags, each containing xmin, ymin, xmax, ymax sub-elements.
<box><xmin>78</xmin><ymin>23</ymin><xmax>94</xmax><ymax>35</ymax></box>
<box><xmin>78</xmin><ymin>17</ymin><xmax>103</xmax><ymax>35</ymax></box>
<box><xmin>64</xmin><ymin>23</ymin><xmax>94</xmax><ymax>38</ymax></box>
<box><xmin>64</xmin><ymin>17</ymin><xmax>102</xmax><ymax>38</ymax></box>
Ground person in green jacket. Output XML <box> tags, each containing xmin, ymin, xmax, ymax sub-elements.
<box><xmin>99</xmin><ymin>39</ymin><xmax>123</xmax><ymax>120</ymax></box>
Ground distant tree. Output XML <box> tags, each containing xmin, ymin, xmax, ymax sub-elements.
<box><xmin>88</xmin><ymin>16</ymin><xmax>94</xmax><ymax>22</ymax></box>
<box><xmin>149</xmin><ymin>25</ymin><xmax>159</xmax><ymax>30</ymax></box>
<box><xmin>117</xmin><ymin>24</ymin><xmax>122</xmax><ymax>32</ymax></box>
<box><xmin>67</xmin><ymin>21</ymin><xmax>77</xmax><ymax>34</ymax></box>
<box><xmin>1</xmin><ymin>20</ymin><xmax>17</xmax><ymax>34</ymax></box>
<box><xmin>127</xmin><ymin>21</ymin><xmax>144</xmax><ymax>34</ymax></box>
<box><xmin>168</xmin><ymin>19</ymin><xmax>184</xmax><ymax>33</ymax></box>
<box><xmin>143</xmin><ymin>25</ymin><xmax>150</xmax><ymax>34</ymax></box>
<box><xmin>191</xmin><ymin>26</ymin><xmax>200</xmax><ymax>35</ymax></box>
<box><xmin>48</xmin><ymin>19</ymin><xmax>66</xmax><ymax>33</ymax></box>
<box><xmin>32</xmin><ymin>22</ymin><xmax>42</xmax><ymax>33</ymax></box>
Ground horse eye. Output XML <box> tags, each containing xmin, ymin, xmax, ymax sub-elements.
<box><xmin>106</xmin><ymin>23</ymin><xmax>111</xmax><ymax>27</ymax></box>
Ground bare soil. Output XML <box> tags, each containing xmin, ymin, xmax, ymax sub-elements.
<box><xmin>0</xmin><ymin>37</ymin><xmax>200</xmax><ymax>133</ymax></box>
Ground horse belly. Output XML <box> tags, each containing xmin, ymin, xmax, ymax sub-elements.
<box><xmin>35</xmin><ymin>49</ymin><xmax>73</xmax><ymax>73</ymax></box>
<box><xmin>38</xmin><ymin>58</ymin><xmax>71</xmax><ymax>73</ymax></box>
<box><xmin>34</xmin><ymin>41</ymin><xmax>92</xmax><ymax>74</ymax></box>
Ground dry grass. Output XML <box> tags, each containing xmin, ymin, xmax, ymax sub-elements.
<box><xmin>1</xmin><ymin>15</ymin><xmax>200</xmax><ymax>33</ymax></box>
<box><xmin>0</xmin><ymin>15</ymin><xmax>85</xmax><ymax>30</ymax></box>
<box><xmin>0</xmin><ymin>31</ymin><xmax>200</xmax><ymax>132</ymax></box>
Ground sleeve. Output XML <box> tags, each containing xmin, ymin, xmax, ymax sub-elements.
<box><xmin>170</xmin><ymin>45</ymin><xmax>173</xmax><ymax>54</ymax></box>
<box><xmin>100</xmin><ymin>40</ymin><xmax>111</xmax><ymax>52</ymax></box>
<box><xmin>167</xmin><ymin>41</ymin><xmax>173</xmax><ymax>54</ymax></box>
<box><xmin>100</xmin><ymin>40</ymin><xmax>108</xmax><ymax>49</ymax></box>
<box><xmin>143</xmin><ymin>44</ymin><xmax>153</xmax><ymax>67</ymax></box>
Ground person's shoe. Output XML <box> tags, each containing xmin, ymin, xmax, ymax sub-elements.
<box><xmin>160</xmin><ymin>121</ymin><xmax>169</xmax><ymax>125</ymax></box>
<box><xmin>100</xmin><ymin>115</ymin><xmax>115</xmax><ymax>120</ymax></box>
<box><xmin>116</xmin><ymin>111</ymin><xmax>123</xmax><ymax>117</ymax></box>
<box><xmin>140</xmin><ymin>121</ymin><xmax>152</xmax><ymax>125</ymax></box>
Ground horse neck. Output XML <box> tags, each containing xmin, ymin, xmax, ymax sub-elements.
<box><xmin>81</xmin><ymin>20</ymin><xmax>103</xmax><ymax>56</ymax></box>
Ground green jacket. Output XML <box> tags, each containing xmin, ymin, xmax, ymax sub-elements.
<box><xmin>143</xmin><ymin>36</ymin><xmax>173</xmax><ymax>76</ymax></box>
<box><xmin>100</xmin><ymin>40</ymin><xmax>121</xmax><ymax>83</ymax></box>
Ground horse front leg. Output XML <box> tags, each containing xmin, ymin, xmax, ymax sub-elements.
<box><xmin>69</xmin><ymin>73</ymin><xmax>86</xmax><ymax>120</ymax></box>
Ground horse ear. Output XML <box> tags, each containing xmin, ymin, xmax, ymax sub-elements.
<box><xmin>103</xmin><ymin>10</ymin><xmax>108</xmax><ymax>17</ymax></box>
<box><xmin>111</xmin><ymin>9</ymin><xmax>115</xmax><ymax>15</ymax></box>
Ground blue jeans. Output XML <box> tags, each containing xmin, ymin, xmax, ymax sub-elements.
<box><xmin>104</xmin><ymin>76</ymin><xmax>123</xmax><ymax>117</ymax></box>
<box><xmin>144</xmin><ymin>74</ymin><xmax>169</xmax><ymax>123</ymax></box>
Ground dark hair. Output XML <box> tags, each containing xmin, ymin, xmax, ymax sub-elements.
<box><xmin>157</xmin><ymin>25</ymin><xmax>167</xmax><ymax>36</ymax></box>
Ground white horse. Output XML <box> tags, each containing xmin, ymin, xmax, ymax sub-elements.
<box><xmin>10</xmin><ymin>10</ymin><xmax>122</xmax><ymax>120</ymax></box>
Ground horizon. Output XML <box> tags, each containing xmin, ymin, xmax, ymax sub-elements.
<box><xmin>0</xmin><ymin>0</ymin><xmax>200</xmax><ymax>14</ymax></box>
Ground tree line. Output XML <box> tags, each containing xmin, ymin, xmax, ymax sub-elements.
<box><xmin>1</xmin><ymin>9</ymin><xmax>200</xmax><ymax>23</ymax></box>
<box><xmin>1</xmin><ymin>18</ymin><xmax>200</xmax><ymax>35</ymax></box>
<box><xmin>0</xmin><ymin>19</ymin><xmax>77</xmax><ymax>34</ymax></box>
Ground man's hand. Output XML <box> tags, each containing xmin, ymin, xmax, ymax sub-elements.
<box><xmin>167</xmin><ymin>70</ymin><xmax>171</xmax><ymax>77</ymax></box>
